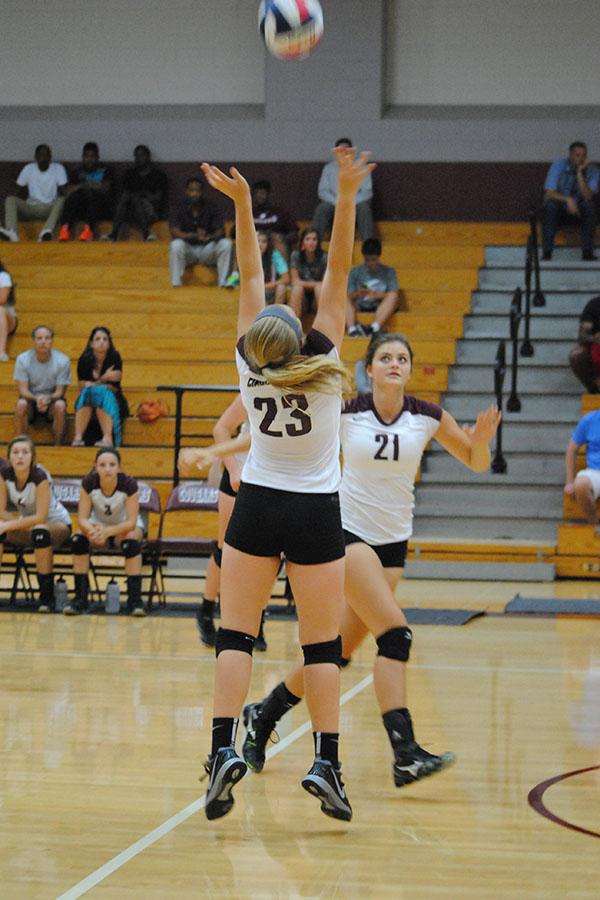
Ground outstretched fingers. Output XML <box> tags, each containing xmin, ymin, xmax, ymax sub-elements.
<box><xmin>200</xmin><ymin>163</ymin><xmax>250</xmax><ymax>200</ymax></box>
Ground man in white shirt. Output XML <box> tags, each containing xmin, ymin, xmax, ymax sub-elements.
<box><xmin>312</xmin><ymin>137</ymin><xmax>375</xmax><ymax>241</ymax></box>
<box><xmin>14</xmin><ymin>325</ymin><xmax>71</xmax><ymax>444</ymax></box>
<box><xmin>0</xmin><ymin>145</ymin><xmax>68</xmax><ymax>242</ymax></box>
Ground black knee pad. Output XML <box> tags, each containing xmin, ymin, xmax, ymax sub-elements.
<box><xmin>376</xmin><ymin>626</ymin><xmax>413</xmax><ymax>662</ymax></box>
<box><xmin>71</xmin><ymin>533</ymin><xmax>90</xmax><ymax>555</ymax></box>
<box><xmin>339</xmin><ymin>656</ymin><xmax>351</xmax><ymax>669</ymax></box>
<box><xmin>215</xmin><ymin>627</ymin><xmax>255</xmax><ymax>657</ymax></box>
<box><xmin>302</xmin><ymin>636</ymin><xmax>342</xmax><ymax>667</ymax></box>
<box><xmin>121</xmin><ymin>538</ymin><xmax>141</xmax><ymax>559</ymax></box>
<box><xmin>212</xmin><ymin>545</ymin><xmax>223</xmax><ymax>568</ymax></box>
<box><xmin>31</xmin><ymin>527</ymin><xmax>52</xmax><ymax>548</ymax></box>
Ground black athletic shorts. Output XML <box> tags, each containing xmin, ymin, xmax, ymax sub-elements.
<box><xmin>219</xmin><ymin>466</ymin><xmax>238</xmax><ymax>498</ymax></box>
<box><xmin>343</xmin><ymin>529</ymin><xmax>408</xmax><ymax>568</ymax></box>
<box><xmin>225</xmin><ymin>481</ymin><xmax>345</xmax><ymax>565</ymax></box>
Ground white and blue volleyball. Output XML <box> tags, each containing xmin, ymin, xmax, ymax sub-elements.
<box><xmin>259</xmin><ymin>0</ymin><xmax>324</xmax><ymax>60</ymax></box>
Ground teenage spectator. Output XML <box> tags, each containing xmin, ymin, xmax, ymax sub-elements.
<box><xmin>65</xmin><ymin>448</ymin><xmax>145</xmax><ymax>616</ymax></box>
<box><xmin>346</xmin><ymin>238</ymin><xmax>399</xmax><ymax>337</ymax></box>
<box><xmin>72</xmin><ymin>326</ymin><xmax>128</xmax><ymax>448</ymax></box>
<box><xmin>0</xmin><ymin>435</ymin><xmax>71</xmax><ymax>612</ymax></box>
<box><xmin>58</xmin><ymin>143</ymin><xmax>113</xmax><ymax>242</ymax></box>
<box><xmin>0</xmin><ymin>260</ymin><xmax>17</xmax><ymax>362</ymax></box>
<box><xmin>288</xmin><ymin>227</ymin><xmax>327</xmax><ymax>327</ymax></box>
<box><xmin>14</xmin><ymin>326</ymin><xmax>70</xmax><ymax>444</ymax></box>
<box><xmin>565</xmin><ymin>409</ymin><xmax>600</xmax><ymax>525</ymax></box>
<box><xmin>168</xmin><ymin>176</ymin><xmax>233</xmax><ymax>287</ymax></box>
<box><xmin>259</xmin><ymin>230</ymin><xmax>289</xmax><ymax>304</ymax></box>
<box><xmin>102</xmin><ymin>145</ymin><xmax>167</xmax><ymax>242</ymax></box>
<box><xmin>251</xmin><ymin>180</ymin><xmax>298</xmax><ymax>258</ymax></box>
<box><xmin>0</xmin><ymin>145</ymin><xmax>67</xmax><ymax>243</ymax></box>
<box><xmin>542</xmin><ymin>141</ymin><xmax>599</xmax><ymax>261</ymax></box>
<box><xmin>313</xmin><ymin>137</ymin><xmax>374</xmax><ymax>241</ymax></box>
<box><xmin>569</xmin><ymin>295</ymin><xmax>600</xmax><ymax>392</ymax></box>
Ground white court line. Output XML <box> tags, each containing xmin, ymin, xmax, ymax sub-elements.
<box><xmin>55</xmin><ymin>673</ymin><xmax>374</xmax><ymax>900</ymax></box>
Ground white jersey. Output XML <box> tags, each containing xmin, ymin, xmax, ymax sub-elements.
<box><xmin>340</xmin><ymin>394</ymin><xmax>442</xmax><ymax>544</ymax></box>
<box><xmin>237</xmin><ymin>329</ymin><xmax>342</xmax><ymax>493</ymax></box>
<box><xmin>81</xmin><ymin>471</ymin><xmax>140</xmax><ymax>527</ymax></box>
<box><xmin>2</xmin><ymin>463</ymin><xmax>71</xmax><ymax>527</ymax></box>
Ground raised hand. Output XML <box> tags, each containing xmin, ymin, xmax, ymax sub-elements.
<box><xmin>178</xmin><ymin>447</ymin><xmax>214</xmax><ymax>477</ymax></box>
<box><xmin>200</xmin><ymin>163</ymin><xmax>250</xmax><ymax>203</ymax></box>
<box><xmin>336</xmin><ymin>147</ymin><xmax>376</xmax><ymax>196</ymax></box>
<box><xmin>462</xmin><ymin>406</ymin><xmax>502</xmax><ymax>445</ymax></box>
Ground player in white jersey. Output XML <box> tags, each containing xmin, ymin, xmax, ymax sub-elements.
<box><xmin>64</xmin><ymin>447</ymin><xmax>145</xmax><ymax>617</ymax></box>
<box><xmin>183</xmin><ymin>147</ymin><xmax>374</xmax><ymax>822</ymax></box>
<box><xmin>0</xmin><ymin>435</ymin><xmax>71</xmax><ymax>612</ymax></box>
<box><xmin>208</xmin><ymin>334</ymin><xmax>500</xmax><ymax>789</ymax></box>
<box><xmin>184</xmin><ymin>396</ymin><xmax>267</xmax><ymax>651</ymax></box>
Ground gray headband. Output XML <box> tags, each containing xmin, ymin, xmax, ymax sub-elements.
<box><xmin>255</xmin><ymin>306</ymin><xmax>303</xmax><ymax>347</ymax></box>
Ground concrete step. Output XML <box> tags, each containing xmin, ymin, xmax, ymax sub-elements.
<box><xmin>424</xmin><ymin>451</ymin><xmax>564</xmax><ymax>480</ymax></box>
<box><xmin>412</xmin><ymin>516</ymin><xmax>558</xmax><ymax>541</ymax></box>
<box><xmin>456</xmin><ymin>338</ymin><xmax>573</xmax><ymax>365</ymax></box>
<box><xmin>471</xmin><ymin>290</ymin><xmax>595</xmax><ymax>316</ymax></box>
<box><xmin>414</xmin><ymin>484</ymin><xmax>563</xmax><ymax>519</ymax></box>
<box><xmin>448</xmin><ymin>365</ymin><xmax>580</xmax><ymax>394</ymax></box>
<box><xmin>485</xmin><ymin>245</ymin><xmax>597</xmax><ymax>267</ymax></box>
<box><xmin>464</xmin><ymin>314</ymin><xmax>579</xmax><ymax>339</ymax></box>
<box><xmin>441</xmin><ymin>393</ymin><xmax>579</xmax><ymax>422</ymax></box>
<box><xmin>479</xmin><ymin>267</ymin><xmax>600</xmax><ymax>291</ymax></box>
<box><xmin>488</xmin><ymin>420</ymin><xmax>573</xmax><ymax>451</ymax></box>
<box><xmin>403</xmin><ymin>560</ymin><xmax>556</xmax><ymax>581</ymax></box>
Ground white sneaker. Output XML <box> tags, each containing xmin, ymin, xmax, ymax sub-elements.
<box><xmin>144</xmin><ymin>232</ymin><xmax>158</xmax><ymax>241</ymax></box>
<box><xmin>0</xmin><ymin>353</ymin><xmax>9</xmax><ymax>362</ymax></box>
<box><xmin>38</xmin><ymin>229</ymin><xmax>53</xmax><ymax>242</ymax></box>
<box><xmin>0</xmin><ymin>227</ymin><xmax>18</xmax><ymax>242</ymax></box>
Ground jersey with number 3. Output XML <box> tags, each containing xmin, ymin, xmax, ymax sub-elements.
<box><xmin>236</xmin><ymin>329</ymin><xmax>342</xmax><ymax>493</ymax></box>
<box><xmin>340</xmin><ymin>394</ymin><xmax>442</xmax><ymax>543</ymax></box>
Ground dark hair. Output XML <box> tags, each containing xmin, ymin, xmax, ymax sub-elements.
<box><xmin>252</xmin><ymin>179</ymin><xmax>271</xmax><ymax>192</ymax></box>
<box><xmin>298</xmin><ymin>227</ymin><xmax>323</xmax><ymax>265</ymax></box>
<box><xmin>335</xmin><ymin>137</ymin><xmax>352</xmax><ymax>148</ymax></box>
<box><xmin>569</xmin><ymin>141</ymin><xmax>587</xmax><ymax>153</ymax></box>
<box><xmin>79</xmin><ymin>326</ymin><xmax>120</xmax><ymax>373</ymax></box>
<box><xmin>186</xmin><ymin>176</ymin><xmax>202</xmax><ymax>187</ymax></box>
<box><xmin>95</xmin><ymin>447</ymin><xmax>121</xmax><ymax>463</ymax></box>
<box><xmin>7</xmin><ymin>434</ymin><xmax>36</xmax><ymax>467</ymax></box>
<box><xmin>83</xmin><ymin>142</ymin><xmax>99</xmax><ymax>155</ymax></box>
<box><xmin>362</xmin><ymin>238</ymin><xmax>382</xmax><ymax>256</ymax></box>
<box><xmin>365</xmin><ymin>332</ymin><xmax>414</xmax><ymax>368</ymax></box>
<box><xmin>31</xmin><ymin>324</ymin><xmax>54</xmax><ymax>339</ymax></box>
<box><xmin>134</xmin><ymin>144</ymin><xmax>150</xmax><ymax>156</ymax></box>
<box><xmin>34</xmin><ymin>144</ymin><xmax>51</xmax><ymax>156</ymax></box>
<box><xmin>257</xmin><ymin>230</ymin><xmax>275</xmax><ymax>280</ymax></box>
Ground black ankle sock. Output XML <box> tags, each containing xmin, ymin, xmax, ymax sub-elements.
<box><xmin>382</xmin><ymin>707</ymin><xmax>415</xmax><ymax>748</ymax></box>
<box><xmin>201</xmin><ymin>597</ymin><xmax>216</xmax><ymax>618</ymax></box>
<box><xmin>74</xmin><ymin>573</ymin><xmax>89</xmax><ymax>607</ymax></box>
<box><xmin>37</xmin><ymin>572</ymin><xmax>54</xmax><ymax>606</ymax></box>
<box><xmin>211</xmin><ymin>717</ymin><xmax>238</xmax><ymax>755</ymax></box>
<box><xmin>261</xmin><ymin>681</ymin><xmax>301</xmax><ymax>726</ymax></box>
<box><xmin>313</xmin><ymin>731</ymin><xmax>339</xmax><ymax>767</ymax></box>
<box><xmin>127</xmin><ymin>574</ymin><xmax>142</xmax><ymax>607</ymax></box>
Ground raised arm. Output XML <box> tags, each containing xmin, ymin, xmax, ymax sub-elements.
<box><xmin>434</xmin><ymin>406</ymin><xmax>501</xmax><ymax>472</ymax></box>
<box><xmin>314</xmin><ymin>148</ymin><xmax>376</xmax><ymax>350</ymax></box>
<box><xmin>201</xmin><ymin>163</ymin><xmax>264</xmax><ymax>337</ymax></box>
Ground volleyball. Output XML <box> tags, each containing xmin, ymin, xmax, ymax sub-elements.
<box><xmin>259</xmin><ymin>0</ymin><xmax>324</xmax><ymax>60</ymax></box>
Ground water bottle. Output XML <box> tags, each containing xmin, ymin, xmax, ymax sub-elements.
<box><xmin>54</xmin><ymin>576</ymin><xmax>69</xmax><ymax>612</ymax></box>
<box><xmin>105</xmin><ymin>578</ymin><xmax>121</xmax><ymax>615</ymax></box>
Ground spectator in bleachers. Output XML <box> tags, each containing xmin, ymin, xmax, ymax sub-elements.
<box><xmin>14</xmin><ymin>326</ymin><xmax>70</xmax><ymax>445</ymax></box>
<box><xmin>569</xmin><ymin>295</ymin><xmax>600</xmax><ymax>393</ymax></box>
<box><xmin>72</xmin><ymin>326</ymin><xmax>128</xmax><ymax>448</ymax></box>
<box><xmin>313</xmin><ymin>137</ymin><xmax>375</xmax><ymax>241</ymax></box>
<box><xmin>288</xmin><ymin>227</ymin><xmax>327</xmax><ymax>328</ymax></box>
<box><xmin>542</xmin><ymin>141</ymin><xmax>599</xmax><ymax>261</ymax></box>
<box><xmin>168</xmin><ymin>176</ymin><xmax>233</xmax><ymax>287</ymax></box>
<box><xmin>0</xmin><ymin>260</ymin><xmax>17</xmax><ymax>362</ymax></box>
<box><xmin>0</xmin><ymin>435</ymin><xmax>71</xmax><ymax>612</ymax></box>
<box><xmin>259</xmin><ymin>230</ymin><xmax>289</xmax><ymax>304</ymax></box>
<box><xmin>346</xmin><ymin>238</ymin><xmax>399</xmax><ymax>337</ymax></box>
<box><xmin>58</xmin><ymin>142</ymin><xmax>113</xmax><ymax>242</ymax></box>
<box><xmin>0</xmin><ymin>144</ymin><xmax>67</xmax><ymax>243</ymax></box>
<box><xmin>102</xmin><ymin>145</ymin><xmax>167</xmax><ymax>242</ymax></box>
<box><xmin>251</xmin><ymin>179</ymin><xmax>298</xmax><ymax>259</ymax></box>
<box><xmin>64</xmin><ymin>447</ymin><xmax>145</xmax><ymax>616</ymax></box>
<box><xmin>564</xmin><ymin>409</ymin><xmax>600</xmax><ymax>526</ymax></box>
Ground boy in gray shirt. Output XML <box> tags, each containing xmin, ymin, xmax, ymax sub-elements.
<box><xmin>14</xmin><ymin>326</ymin><xmax>71</xmax><ymax>444</ymax></box>
<box><xmin>347</xmin><ymin>238</ymin><xmax>399</xmax><ymax>337</ymax></box>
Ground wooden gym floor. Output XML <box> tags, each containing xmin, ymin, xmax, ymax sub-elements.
<box><xmin>1</xmin><ymin>578</ymin><xmax>599</xmax><ymax>899</ymax></box>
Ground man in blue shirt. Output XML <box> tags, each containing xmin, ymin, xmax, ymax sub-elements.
<box><xmin>565</xmin><ymin>409</ymin><xmax>600</xmax><ymax>524</ymax></box>
<box><xmin>542</xmin><ymin>141</ymin><xmax>599</xmax><ymax>261</ymax></box>
<box><xmin>346</xmin><ymin>238</ymin><xmax>399</xmax><ymax>337</ymax></box>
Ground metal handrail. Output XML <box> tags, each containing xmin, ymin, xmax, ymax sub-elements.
<box><xmin>506</xmin><ymin>288</ymin><xmax>522</xmax><ymax>412</ymax></box>
<box><xmin>491</xmin><ymin>340</ymin><xmax>507</xmax><ymax>473</ymax></box>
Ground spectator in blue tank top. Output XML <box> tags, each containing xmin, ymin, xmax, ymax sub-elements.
<box><xmin>565</xmin><ymin>409</ymin><xmax>600</xmax><ymax>525</ymax></box>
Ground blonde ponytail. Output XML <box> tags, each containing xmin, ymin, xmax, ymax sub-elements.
<box><xmin>245</xmin><ymin>315</ymin><xmax>349</xmax><ymax>395</ymax></box>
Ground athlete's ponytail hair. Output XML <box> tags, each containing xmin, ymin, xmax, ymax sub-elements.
<box><xmin>244</xmin><ymin>314</ymin><xmax>349</xmax><ymax>395</ymax></box>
